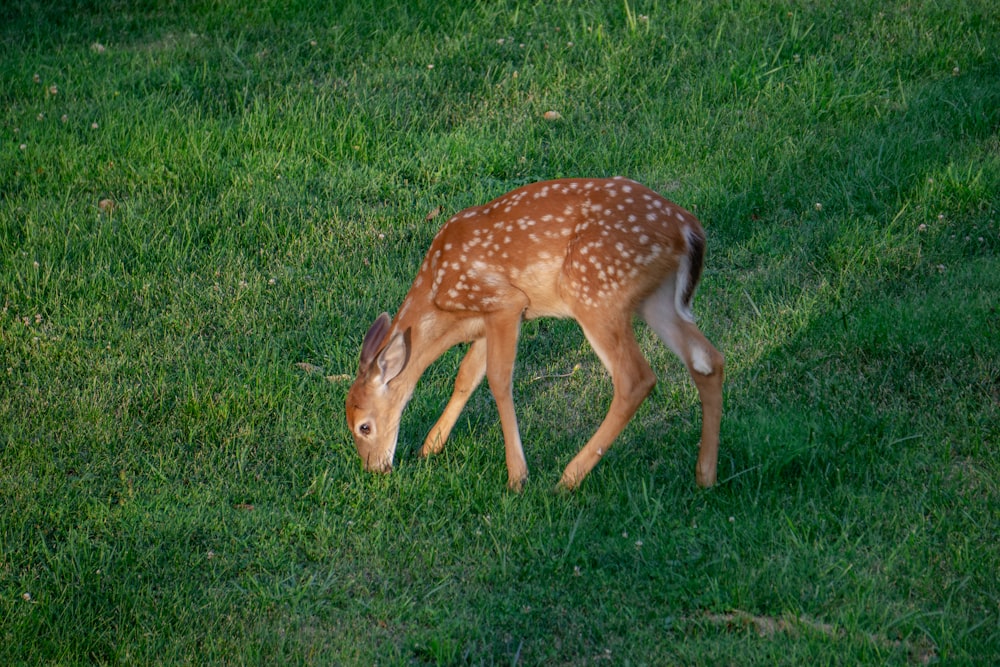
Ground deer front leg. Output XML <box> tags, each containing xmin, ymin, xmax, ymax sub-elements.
<box><xmin>421</xmin><ymin>337</ymin><xmax>487</xmax><ymax>457</ymax></box>
<box><xmin>483</xmin><ymin>306</ymin><xmax>529</xmax><ymax>491</ymax></box>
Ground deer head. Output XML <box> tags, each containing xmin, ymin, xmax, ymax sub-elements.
<box><xmin>344</xmin><ymin>312</ymin><xmax>412</xmax><ymax>473</ymax></box>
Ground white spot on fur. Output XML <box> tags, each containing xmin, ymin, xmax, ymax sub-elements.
<box><xmin>420</xmin><ymin>311</ymin><xmax>437</xmax><ymax>328</ymax></box>
<box><xmin>691</xmin><ymin>345</ymin><xmax>713</xmax><ymax>375</ymax></box>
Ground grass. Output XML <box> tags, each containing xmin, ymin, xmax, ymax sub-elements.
<box><xmin>1</xmin><ymin>0</ymin><xmax>998</xmax><ymax>664</ymax></box>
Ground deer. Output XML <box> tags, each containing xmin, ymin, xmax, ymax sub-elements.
<box><xmin>345</xmin><ymin>177</ymin><xmax>724</xmax><ymax>491</ymax></box>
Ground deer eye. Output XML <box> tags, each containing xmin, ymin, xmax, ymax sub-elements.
<box><xmin>358</xmin><ymin>423</ymin><xmax>372</xmax><ymax>436</ymax></box>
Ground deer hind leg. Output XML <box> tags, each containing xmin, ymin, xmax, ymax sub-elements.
<box><xmin>640</xmin><ymin>279</ymin><xmax>724</xmax><ymax>487</ymax></box>
<box><xmin>558</xmin><ymin>313</ymin><xmax>657</xmax><ymax>490</ymax></box>
<box><xmin>421</xmin><ymin>337</ymin><xmax>487</xmax><ymax>458</ymax></box>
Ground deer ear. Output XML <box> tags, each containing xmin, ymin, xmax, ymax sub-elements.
<box><xmin>359</xmin><ymin>313</ymin><xmax>391</xmax><ymax>368</ymax></box>
<box><xmin>376</xmin><ymin>328</ymin><xmax>410</xmax><ymax>384</ymax></box>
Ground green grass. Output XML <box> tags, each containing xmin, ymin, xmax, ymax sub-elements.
<box><xmin>2</xmin><ymin>0</ymin><xmax>998</xmax><ymax>664</ymax></box>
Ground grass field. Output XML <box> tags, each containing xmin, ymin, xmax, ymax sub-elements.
<box><xmin>2</xmin><ymin>0</ymin><xmax>998</xmax><ymax>664</ymax></box>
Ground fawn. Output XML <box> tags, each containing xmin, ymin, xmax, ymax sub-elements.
<box><xmin>346</xmin><ymin>177</ymin><xmax>723</xmax><ymax>490</ymax></box>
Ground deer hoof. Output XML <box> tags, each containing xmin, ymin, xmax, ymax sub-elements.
<box><xmin>507</xmin><ymin>475</ymin><xmax>528</xmax><ymax>493</ymax></box>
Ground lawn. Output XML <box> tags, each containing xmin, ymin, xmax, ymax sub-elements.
<box><xmin>1</xmin><ymin>0</ymin><xmax>998</xmax><ymax>664</ymax></box>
